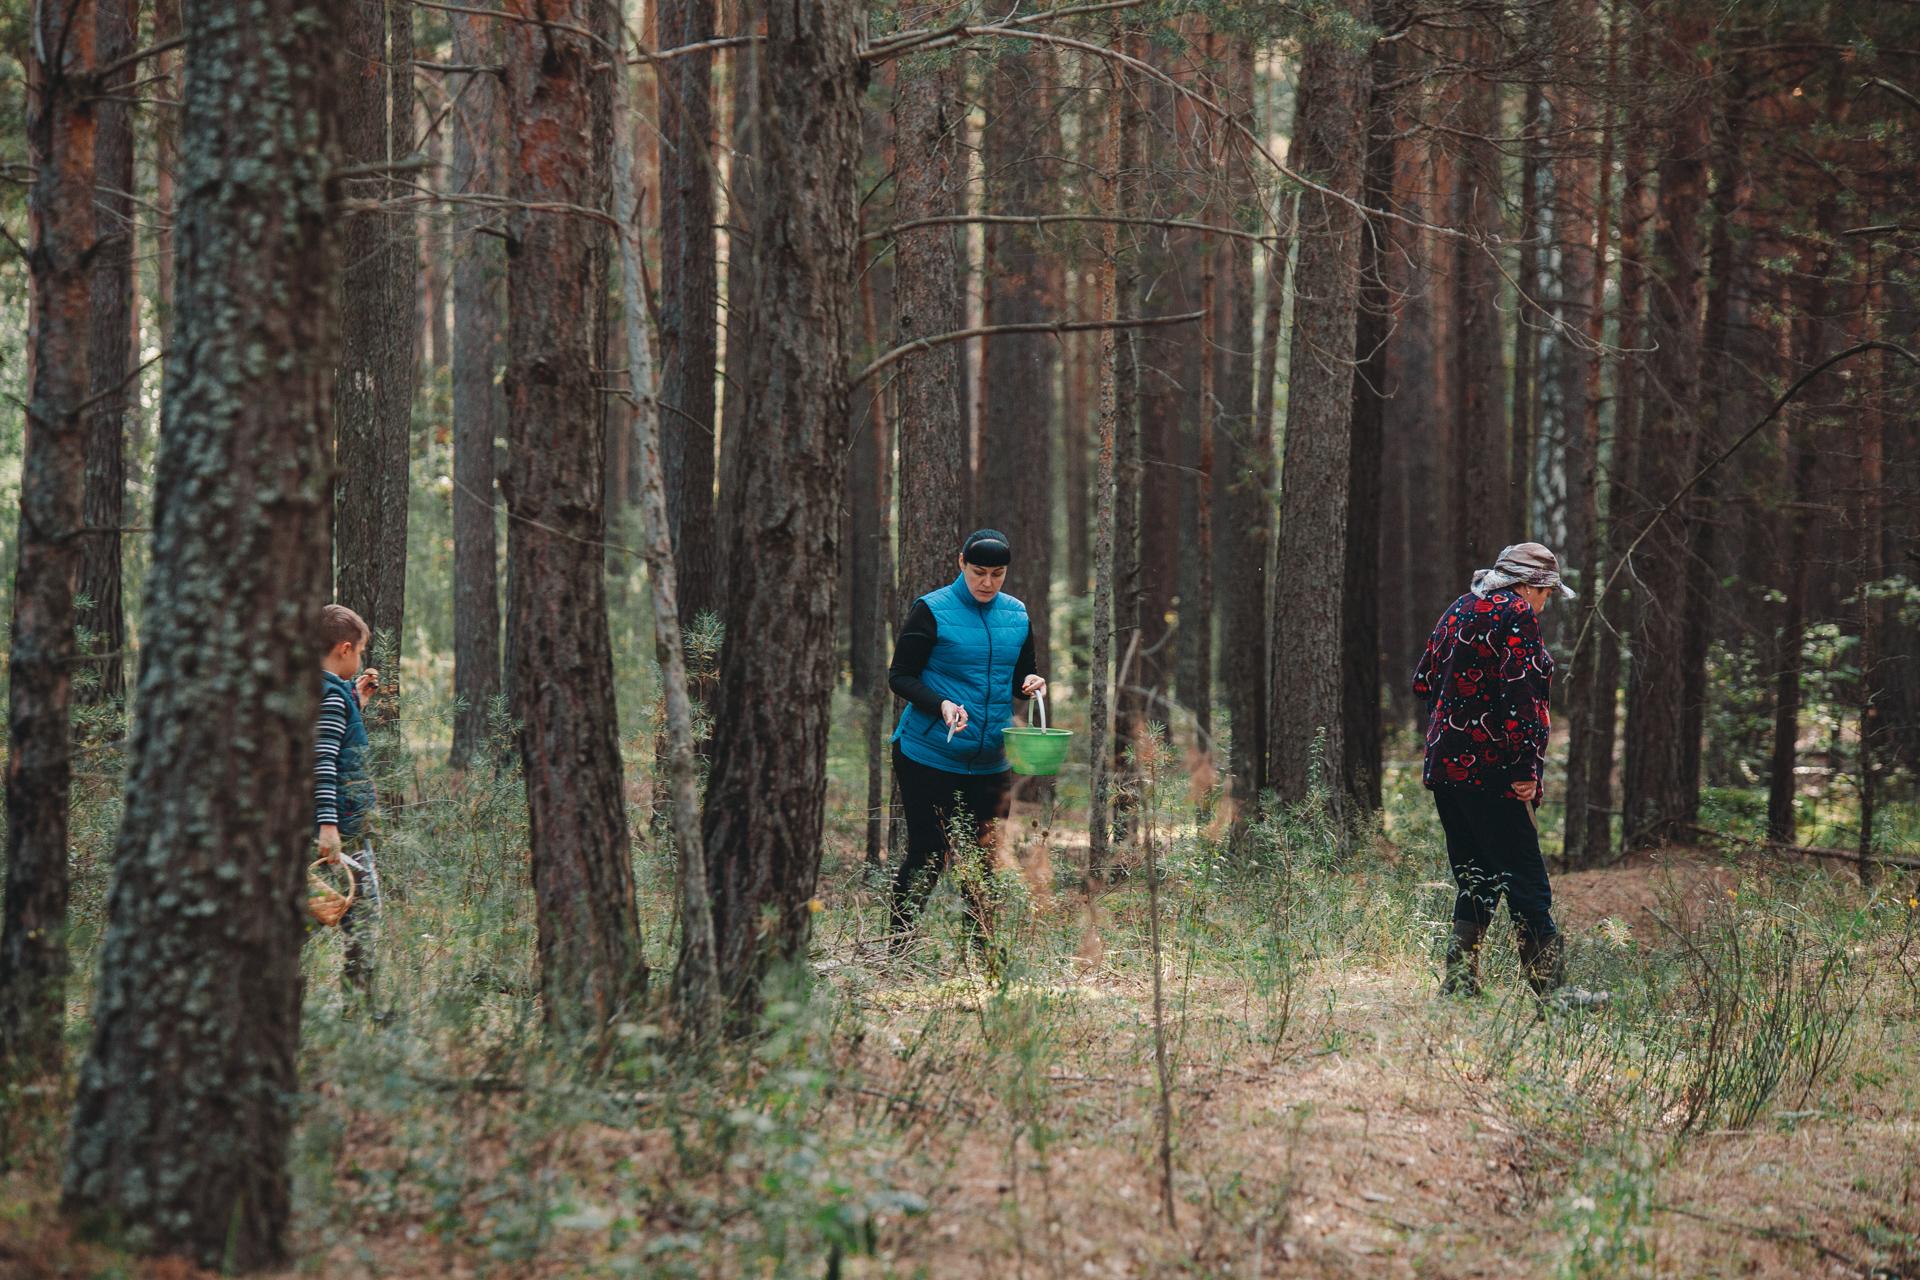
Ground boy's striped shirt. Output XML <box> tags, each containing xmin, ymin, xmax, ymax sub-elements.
<box><xmin>314</xmin><ymin>678</ymin><xmax>354</xmax><ymax>828</ymax></box>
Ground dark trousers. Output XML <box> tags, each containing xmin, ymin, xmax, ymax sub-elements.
<box><xmin>890</xmin><ymin>745</ymin><xmax>1011</xmax><ymax>938</ymax></box>
<box><xmin>1433</xmin><ymin>787</ymin><xmax>1558</xmax><ymax>943</ymax></box>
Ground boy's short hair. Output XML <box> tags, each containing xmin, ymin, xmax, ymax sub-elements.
<box><xmin>319</xmin><ymin>603</ymin><xmax>371</xmax><ymax>654</ymax></box>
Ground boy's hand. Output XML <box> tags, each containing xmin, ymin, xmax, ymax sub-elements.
<box><xmin>1020</xmin><ymin>675</ymin><xmax>1047</xmax><ymax>700</ymax></box>
<box><xmin>355</xmin><ymin>669</ymin><xmax>379</xmax><ymax>706</ymax></box>
<box><xmin>318</xmin><ymin>824</ymin><xmax>342</xmax><ymax>863</ymax></box>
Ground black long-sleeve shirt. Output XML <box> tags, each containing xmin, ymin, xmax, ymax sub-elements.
<box><xmin>887</xmin><ymin>599</ymin><xmax>1038</xmax><ymax>717</ymax></box>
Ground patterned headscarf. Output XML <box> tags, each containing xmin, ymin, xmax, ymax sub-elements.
<box><xmin>1471</xmin><ymin>542</ymin><xmax>1577</xmax><ymax>600</ymax></box>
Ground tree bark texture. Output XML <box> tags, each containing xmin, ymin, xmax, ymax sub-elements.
<box><xmin>1766</xmin><ymin>252</ymin><xmax>1829</xmax><ymax>844</ymax></box>
<box><xmin>1341</xmin><ymin>9</ymin><xmax>1397</xmax><ymax>815</ymax></box>
<box><xmin>1621</xmin><ymin>2</ymin><xmax>1711</xmax><ymax>850</ymax></box>
<box><xmin>1683</xmin><ymin>65</ymin><xmax>1752</xmax><ymax>812</ymax></box>
<box><xmin>335</xmin><ymin>0</ymin><xmax>416</xmax><ymax>663</ymax></box>
<box><xmin>892</xmin><ymin>44</ymin><xmax>967</xmax><ymax>607</ymax></box>
<box><xmin>1449</xmin><ymin>22</ymin><xmax>1509</xmax><ymax>583</ymax></box>
<box><xmin>76</xmin><ymin>0</ymin><xmax>135</xmax><ymax>710</ymax></box>
<box><xmin>1569</xmin><ymin>0</ymin><xmax>1651</xmax><ymax>864</ymax></box>
<box><xmin>1087</xmin><ymin>48</ymin><xmax>1130</xmax><ymax>872</ymax></box>
<box><xmin>1211</xmin><ymin>43</ymin><xmax>1257</xmax><ymax>772</ymax></box>
<box><xmin>502</xmin><ymin>0</ymin><xmax>647</xmax><ymax>1040</ymax></box>
<box><xmin>659</xmin><ymin>0</ymin><xmax>721</xmax><ymax>631</ymax></box>
<box><xmin>700</xmin><ymin>0</ymin><xmax>862</xmax><ymax>1012</ymax></box>
<box><xmin>1109</xmin><ymin>30</ymin><xmax>1147</xmax><ymax>811</ymax></box>
<box><xmin>60</xmin><ymin>3</ymin><xmax>343</xmax><ymax>1266</ymax></box>
<box><xmin>449</xmin><ymin>7</ymin><xmax>505</xmax><ymax>769</ymax></box>
<box><xmin>612</xmin><ymin>42</ymin><xmax>723</xmax><ymax>1036</ymax></box>
<box><xmin>1268</xmin><ymin>2</ymin><xmax>1371</xmax><ymax>810</ymax></box>
<box><xmin>1508</xmin><ymin>74</ymin><xmax>1544</xmax><ymax>540</ymax></box>
<box><xmin>2</xmin><ymin>0</ymin><xmax>96</xmax><ymax>1081</ymax></box>
<box><xmin>1232</xmin><ymin>140</ymin><xmax>1297</xmax><ymax>815</ymax></box>
<box><xmin>1555</xmin><ymin>0</ymin><xmax>1611</xmax><ymax>865</ymax></box>
<box><xmin>151</xmin><ymin>0</ymin><xmax>181</xmax><ymax>341</ymax></box>
<box><xmin>980</xmin><ymin>38</ymin><xmax>1058</xmax><ymax>678</ymax></box>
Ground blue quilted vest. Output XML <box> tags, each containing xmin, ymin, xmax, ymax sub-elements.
<box><xmin>892</xmin><ymin>574</ymin><xmax>1030</xmax><ymax>775</ymax></box>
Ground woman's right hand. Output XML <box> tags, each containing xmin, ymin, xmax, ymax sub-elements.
<box><xmin>940</xmin><ymin>700</ymin><xmax>969</xmax><ymax>734</ymax></box>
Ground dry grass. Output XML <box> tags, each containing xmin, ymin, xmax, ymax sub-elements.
<box><xmin>6</xmin><ymin>772</ymin><xmax>1917</xmax><ymax>1280</ymax></box>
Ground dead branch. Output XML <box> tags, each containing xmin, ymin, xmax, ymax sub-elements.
<box><xmin>863</xmin><ymin>211</ymin><xmax>1280</xmax><ymax>248</ymax></box>
<box><xmin>854</xmin><ymin>311</ymin><xmax>1204</xmax><ymax>386</ymax></box>
<box><xmin>1570</xmin><ymin>340</ymin><xmax>1920</xmax><ymax>667</ymax></box>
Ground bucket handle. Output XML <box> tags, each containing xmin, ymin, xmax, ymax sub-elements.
<box><xmin>1029</xmin><ymin>688</ymin><xmax>1048</xmax><ymax>731</ymax></box>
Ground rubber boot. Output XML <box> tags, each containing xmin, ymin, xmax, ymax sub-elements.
<box><xmin>1517</xmin><ymin>928</ymin><xmax>1566</xmax><ymax>999</ymax></box>
<box><xmin>1441</xmin><ymin>920</ymin><xmax>1487</xmax><ymax>997</ymax></box>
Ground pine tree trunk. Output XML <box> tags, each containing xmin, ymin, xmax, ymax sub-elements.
<box><xmin>611</xmin><ymin>38</ymin><xmax>722</xmax><ymax>1035</ymax></box>
<box><xmin>335</xmin><ymin>0</ymin><xmax>415</xmax><ymax>667</ymax></box>
<box><xmin>1556</xmin><ymin>0</ymin><xmax>1610</xmax><ymax>865</ymax></box>
<box><xmin>1110</xmin><ymin>32</ymin><xmax>1147</xmax><ymax>808</ymax></box>
<box><xmin>1</xmin><ymin>0</ymin><xmax>96</xmax><ymax>1080</ymax></box>
<box><xmin>1268</xmin><ymin>2</ymin><xmax>1372</xmax><ymax>811</ymax></box>
<box><xmin>1342</xmin><ymin>6</ymin><xmax>1397</xmax><ymax>815</ymax></box>
<box><xmin>1570</xmin><ymin>0</ymin><xmax>1651</xmax><ymax>864</ymax></box>
<box><xmin>1767</xmin><ymin>406</ymin><xmax>1816</xmax><ymax>844</ymax></box>
<box><xmin>1236</xmin><ymin>154</ymin><xmax>1297</xmax><ymax>818</ymax></box>
<box><xmin>152</xmin><ymin>0</ymin><xmax>180</xmax><ymax>341</ymax></box>
<box><xmin>1064</xmin><ymin>274</ymin><xmax>1092</xmax><ymax>605</ymax></box>
<box><xmin>715</xmin><ymin>0</ymin><xmax>757</xmax><ymax>577</ymax></box>
<box><xmin>1856</xmin><ymin>260</ymin><xmax>1885</xmax><ymax>883</ymax></box>
<box><xmin>1377</xmin><ymin>64</ymin><xmax>1424</xmax><ymax>733</ymax></box>
<box><xmin>1212</xmin><ymin>43</ymin><xmax>1257</xmax><ymax>776</ymax></box>
<box><xmin>1449</xmin><ymin>20</ymin><xmax>1508</xmax><ymax>579</ymax></box>
<box><xmin>502</xmin><ymin>0</ymin><xmax>647</xmax><ymax>1040</ymax></box>
<box><xmin>892</xmin><ymin>38</ymin><xmax>967</xmax><ymax>609</ymax></box>
<box><xmin>1684</xmin><ymin>62</ymin><xmax>1752</xmax><ymax>810</ymax></box>
<box><xmin>1766</xmin><ymin>246</ymin><xmax>1828</xmax><ymax>843</ymax></box>
<box><xmin>423</xmin><ymin>121</ymin><xmax>451</xmax><ymax>375</ymax></box>
<box><xmin>859</xmin><ymin>242</ymin><xmax>896</xmax><ymax>868</ymax></box>
<box><xmin>60</xmin><ymin>4</ymin><xmax>342</xmax><ymax>1263</ymax></box>
<box><xmin>980</xmin><ymin>37</ymin><xmax>1058</xmax><ymax>678</ymax></box>
<box><xmin>1413</xmin><ymin>126</ymin><xmax>1459</xmax><ymax>682</ymax></box>
<box><xmin>75</xmin><ymin>0</ymin><xmax>134</xmax><ymax>711</ymax></box>
<box><xmin>1088</xmin><ymin>41</ymin><xmax>1134</xmax><ymax>874</ymax></box>
<box><xmin>701</xmin><ymin>0</ymin><xmax>861</xmax><ymax>1013</ymax></box>
<box><xmin>1508</xmin><ymin>75</ymin><xmax>1543</xmax><ymax>539</ymax></box>
<box><xmin>1620</xmin><ymin>0</ymin><xmax>1710</xmax><ymax>850</ymax></box>
<box><xmin>659</xmin><ymin>0</ymin><xmax>720</xmax><ymax>630</ymax></box>
<box><xmin>1195</xmin><ymin>183</ymin><xmax>1217</xmax><ymax>745</ymax></box>
<box><xmin>449</xmin><ymin>10</ymin><xmax>504</xmax><ymax>770</ymax></box>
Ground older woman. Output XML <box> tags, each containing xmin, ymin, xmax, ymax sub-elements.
<box><xmin>886</xmin><ymin>529</ymin><xmax>1047</xmax><ymax>952</ymax></box>
<box><xmin>1412</xmin><ymin>542</ymin><xmax>1574</xmax><ymax>998</ymax></box>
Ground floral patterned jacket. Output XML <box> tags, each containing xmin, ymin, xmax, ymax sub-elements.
<box><xmin>1411</xmin><ymin>590</ymin><xmax>1553</xmax><ymax>797</ymax></box>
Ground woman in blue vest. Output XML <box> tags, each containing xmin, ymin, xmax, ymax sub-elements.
<box><xmin>887</xmin><ymin>528</ymin><xmax>1047</xmax><ymax>947</ymax></box>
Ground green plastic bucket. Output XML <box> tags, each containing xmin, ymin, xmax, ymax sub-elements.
<box><xmin>1002</xmin><ymin>692</ymin><xmax>1074</xmax><ymax>776</ymax></box>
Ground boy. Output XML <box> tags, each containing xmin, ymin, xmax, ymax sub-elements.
<box><xmin>316</xmin><ymin>604</ymin><xmax>381</xmax><ymax>990</ymax></box>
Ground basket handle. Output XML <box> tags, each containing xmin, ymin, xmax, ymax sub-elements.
<box><xmin>309</xmin><ymin>857</ymin><xmax>358</xmax><ymax>908</ymax></box>
<box><xmin>1029</xmin><ymin>688</ymin><xmax>1048</xmax><ymax>731</ymax></box>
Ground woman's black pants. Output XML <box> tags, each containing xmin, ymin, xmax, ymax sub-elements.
<box><xmin>890</xmin><ymin>744</ymin><xmax>1011</xmax><ymax>938</ymax></box>
<box><xmin>1432</xmin><ymin>787</ymin><xmax>1558</xmax><ymax>945</ymax></box>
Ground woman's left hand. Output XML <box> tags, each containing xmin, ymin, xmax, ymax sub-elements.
<box><xmin>1021</xmin><ymin>675</ymin><xmax>1047</xmax><ymax>699</ymax></box>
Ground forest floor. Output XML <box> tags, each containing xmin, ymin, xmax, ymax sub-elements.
<box><xmin>5</xmin><ymin>737</ymin><xmax>1920</xmax><ymax>1279</ymax></box>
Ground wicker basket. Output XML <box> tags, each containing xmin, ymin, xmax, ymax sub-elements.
<box><xmin>308</xmin><ymin>857</ymin><xmax>358</xmax><ymax>928</ymax></box>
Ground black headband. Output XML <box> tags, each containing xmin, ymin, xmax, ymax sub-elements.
<box><xmin>962</xmin><ymin>529</ymin><xmax>1012</xmax><ymax>567</ymax></box>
